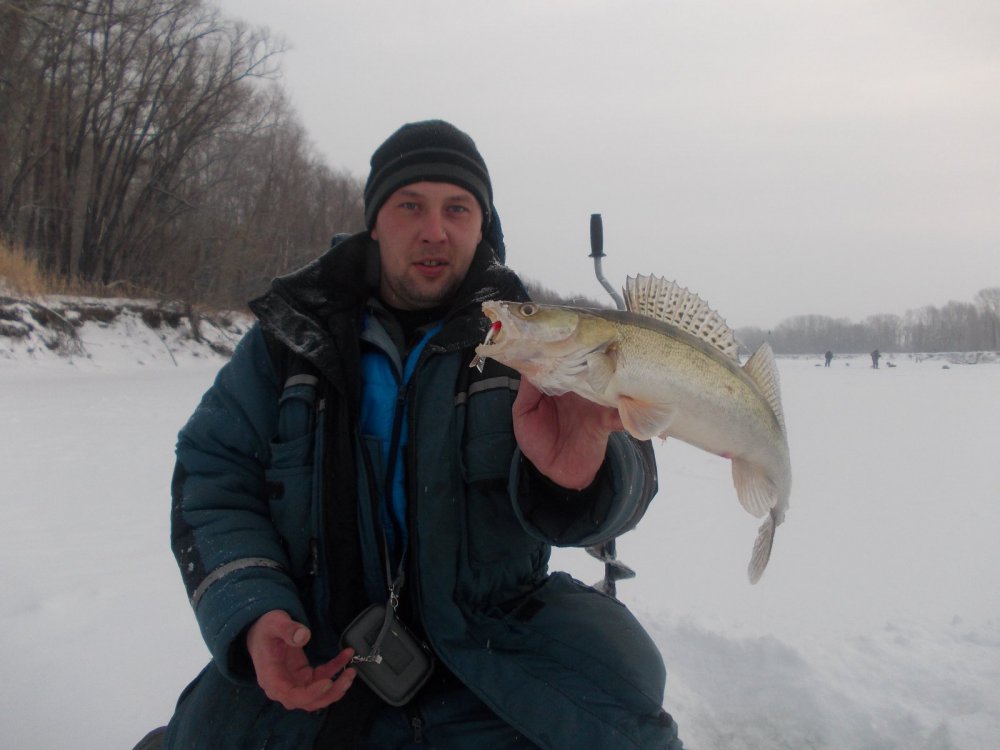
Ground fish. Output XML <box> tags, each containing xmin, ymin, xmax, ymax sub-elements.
<box><xmin>473</xmin><ymin>274</ymin><xmax>791</xmax><ymax>583</ymax></box>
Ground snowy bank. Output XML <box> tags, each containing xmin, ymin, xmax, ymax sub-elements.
<box><xmin>0</xmin><ymin>294</ymin><xmax>249</xmax><ymax>369</ymax></box>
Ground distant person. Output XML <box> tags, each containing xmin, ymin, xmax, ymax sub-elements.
<box><xmin>153</xmin><ymin>120</ymin><xmax>682</xmax><ymax>750</ymax></box>
<box><xmin>871</xmin><ymin>349</ymin><xmax>881</xmax><ymax>369</ymax></box>
<box><xmin>824</xmin><ymin>351</ymin><xmax>833</xmax><ymax>367</ymax></box>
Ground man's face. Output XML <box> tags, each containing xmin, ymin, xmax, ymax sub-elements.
<box><xmin>371</xmin><ymin>181</ymin><xmax>483</xmax><ymax>310</ymax></box>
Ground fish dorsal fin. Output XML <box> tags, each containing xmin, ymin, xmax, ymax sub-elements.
<box><xmin>742</xmin><ymin>343</ymin><xmax>786</xmax><ymax>433</ymax></box>
<box><xmin>624</xmin><ymin>274</ymin><xmax>739</xmax><ymax>360</ymax></box>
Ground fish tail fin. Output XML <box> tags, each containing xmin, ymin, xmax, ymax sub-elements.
<box><xmin>748</xmin><ymin>511</ymin><xmax>777</xmax><ymax>584</ymax></box>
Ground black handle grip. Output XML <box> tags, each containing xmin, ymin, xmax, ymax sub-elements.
<box><xmin>589</xmin><ymin>213</ymin><xmax>604</xmax><ymax>257</ymax></box>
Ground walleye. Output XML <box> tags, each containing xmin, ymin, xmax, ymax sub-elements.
<box><xmin>473</xmin><ymin>274</ymin><xmax>791</xmax><ymax>583</ymax></box>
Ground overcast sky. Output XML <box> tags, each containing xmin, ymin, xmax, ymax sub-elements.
<box><xmin>218</xmin><ymin>0</ymin><xmax>999</xmax><ymax>329</ymax></box>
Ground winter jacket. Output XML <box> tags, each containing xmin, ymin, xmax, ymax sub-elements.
<box><xmin>166</xmin><ymin>233</ymin><xmax>681</xmax><ymax>749</ymax></box>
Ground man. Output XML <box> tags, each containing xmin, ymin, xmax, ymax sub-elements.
<box><xmin>163</xmin><ymin>120</ymin><xmax>683</xmax><ymax>749</ymax></box>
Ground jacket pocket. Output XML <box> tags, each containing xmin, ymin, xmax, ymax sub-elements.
<box><xmin>463</xmin><ymin>430</ymin><xmax>516</xmax><ymax>483</ymax></box>
<box><xmin>460</xmin><ymin>380</ymin><xmax>540</xmax><ymax>567</ymax></box>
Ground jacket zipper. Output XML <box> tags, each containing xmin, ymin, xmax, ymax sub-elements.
<box><xmin>381</xmin><ymin>381</ymin><xmax>410</xmax><ymax>592</ymax></box>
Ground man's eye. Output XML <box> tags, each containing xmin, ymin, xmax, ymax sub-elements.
<box><xmin>447</xmin><ymin>204</ymin><xmax>470</xmax><ymax>213</ymax></box>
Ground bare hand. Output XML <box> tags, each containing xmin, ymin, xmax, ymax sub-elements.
<box><xmin>246</xmin><ymin>610</ymin><xmax>356</xmax><ymax>712</ymax></box>
<box><xmin>512</xmin><ymin>379</ymin><xmax>624</xmax><ymax>489</ymax></box>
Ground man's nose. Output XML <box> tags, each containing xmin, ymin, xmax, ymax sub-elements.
<box><xmin>419</xmin><ymin>210</ymin><xmax>447</xmax><ymax>242</ymax></box>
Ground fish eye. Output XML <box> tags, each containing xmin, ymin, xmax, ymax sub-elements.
<box><xmin>520</xmin><ymin>303</ymin><xmax>538</xmax><ymax>316</ymax></box>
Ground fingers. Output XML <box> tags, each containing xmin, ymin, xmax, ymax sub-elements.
<box><xmin>248</xmin><ymin>611</ymin><xmax>292</xmax><ymax>654</ymax></box>
<box><xmin>313</xmin><ymin>648</ymin><xmax>356</xmax><ymax>682</ymax></box>
<box><xmin>515</xmin><ymin>379</ymin><xmax>620</xmax><ymax>434</ymax></box>
<box><xmin>268</xmin><ymin>650</ymin><xmax>357</xmax><ymax>711</ymax></box>
<box><xmin>562</xmin><ymin>390</ymin><xmax>620</xmax><ymax>435</ymax></box>
<box><xmin>512</xmin><ymin>377</ymin><xmax>543</xmax><ymax>417</ymax></box>
<box><xmin>248</xmin><ymin>614</ymin><xmax>357</xmax><ymax>712</ymax></box>
<box><xmin>324</xmin><ymin>663</ymin><xmax>357</xmax><ymax>705</ymax></box>
<box><xmin>596</xmin><ymin>400</ymin><xmax>625</xmax><ymax>433</ymax></box>
<box><xmin>269</xmin><ymin>664</ymin><xmax>357</xmax><ymax>712</ymax></box>
<box><xmin>514</xmin><ymin>386</ymin><xmax>619</xmax><ymax>490</ymax></box>
<box><xmin>250</xmin><ymin>609</ymin><xmax>311</xmax><ymax>648</ymax></box>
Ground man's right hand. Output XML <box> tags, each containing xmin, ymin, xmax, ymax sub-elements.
<box><xmin>246</xmin><ymin>609</ymin><xmax>357</xmax><ymax>712</ymax></box>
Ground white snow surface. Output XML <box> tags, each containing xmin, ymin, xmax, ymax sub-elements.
<box><xmin>2</xmin><ymin>311</ymin><xmax>998</xmax><ymax>749</ymax></box>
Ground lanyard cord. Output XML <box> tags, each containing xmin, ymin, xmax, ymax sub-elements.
<box><xmin>350</xmin><ymin>527</ymin><xmax>406</xmax><ymax>666</ymax></box>
<box><xmin>353</xmin><ymin>317</ymin><xmax>442</xmax><ymax>666</ymax></box>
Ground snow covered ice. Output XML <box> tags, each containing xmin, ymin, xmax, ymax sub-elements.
<box><xmin>2</xmin><ymin>316</ymin><xmax>998</xmax><ymax>749</ymax></box>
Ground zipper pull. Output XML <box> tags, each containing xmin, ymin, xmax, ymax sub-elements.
<box><xmin>409</xmin><ymin>711</ymin><xmax>424</xmax><ymax>744</ymax></box>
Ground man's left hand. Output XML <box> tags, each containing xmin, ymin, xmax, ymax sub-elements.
<box><xmin>512</xmin><ymin>379</ymin><xmax>624</xmax><ymax>490</ymax></box>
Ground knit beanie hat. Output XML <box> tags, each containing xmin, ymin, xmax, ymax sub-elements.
<box><xmin>363</xmin><ymin>120</ymin><xmax>493</xmax><ymax>230</ymax></box>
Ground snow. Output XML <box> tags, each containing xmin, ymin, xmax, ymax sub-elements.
<box><xmin>2</xmin><ymin>313</ymin><xmax>998</xmax><ymax>749</ymax></box>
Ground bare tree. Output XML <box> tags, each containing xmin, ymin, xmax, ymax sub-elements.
<box><xmin>740</xmin><ymin>299</ymin><xmax>994</xmax><ymax>355</ymax></box>
<box><xmin>147</xmin><ymin>92</ymin><xmax>364</xmax><ymax>306</ymax></box>
<box><xmin>1</xmin><ymin>0</ymin><xmax>284</xmax><ymax>284</ymax></box>
<box><xmin>2</xmin><ymin>0</ymin><xmax>367</xmax><ymax>307</ymax></box>
<box><xmin>975</xmin><ymin>287</ymin><xmax>1000</xmax><ymax>349</ymax></box>
<box><xmin>864</xmin><ymin>313</ymin><xmax>902</xmax><ymax>352</ymax></box>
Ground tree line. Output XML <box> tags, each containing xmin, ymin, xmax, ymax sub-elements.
<box><xmin>1</xmin><ymin>0</ymin><xmax>364</xmax><ymax>307</ymax></box>
<box><xmin>3</xmin><ymin>2</ymin><xmax>997</xmax><ymax>353</ymax></box>
<box><xmin>736</xmin><ymin>287</ymin><xmax>1000</xmax><ymax>355</ymax></box>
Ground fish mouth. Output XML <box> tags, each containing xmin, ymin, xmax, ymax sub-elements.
<box><xmin>481</xmin><ymin>303</ymin><xmax>511</xmax><ymax>345</ymax></box>
<box><xmin>470</xmin><ymin>304</ymin><xmax>511</xmax><ymax>372</ymax></box>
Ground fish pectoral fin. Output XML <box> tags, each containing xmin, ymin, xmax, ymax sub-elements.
<box><xmin>583</xmin><ymin>350</ymin><xmax>616</xmax><ymax>393</ymax></box>
<box><xmin>617</xmin><ymin>397</ymin><xmax>676</xmax><ymax>441</ymax></box>
<box><xmin>535</xmin><ymin>381</ymin><xmax>571</xmax><ymax>397</ymax></box>
<box><xmin>748</xmin><ymin>511</ymin><xmax>777</xmax><ymax>584</ymax></box>
<box><xmin>731</xmin><ymin>457</ymin><xmax>777</xmax><ymax>517</ymax></box>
